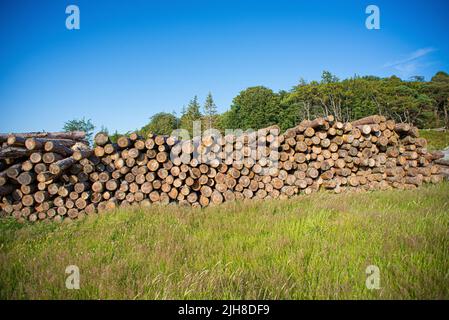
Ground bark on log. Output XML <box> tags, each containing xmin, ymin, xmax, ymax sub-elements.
<box><xmin>351</xmin><ymin>115</ymin><xmax>382</xmax><ymax>126</ymax></box>
<box><xmin>0</xmin><ymin>131</ymin><xmax>86</xmax><ymax>141</ymax></box>
<box><xmin>1</xmin><ymin>116</ymin><xmax>445</xmax><ymax>222</ymax></box>
<box><xmin>49</xmin><ymin>157</ymin><xmax>77</xmax><ymax>175</ymax></box>
<box><xmin>0</xmin><ymin>147</ymin><xmax>33</xmax><ymax>159</ymax></box>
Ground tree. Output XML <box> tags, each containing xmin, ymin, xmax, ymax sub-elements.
<box><xmin>203</xmin><ymin>92</ymin><xmax>218</xmax><ymax>129</ymax></box>
<box><xmin>410</xmin><ymin>75</ymin><xmax>425</xmax><ymax>82</ymax></box>
<box><xmin>383</xmin><ymin>84</ymin><xmax>434</xmax><ymax>127</ymax></box>
<box><xmin>321</xmin><ymin>70</ymin><xmax>339</xmax><ymax>84</ymax></box>
<box><xmin>63</xmin><ymin>117</ymin><xmax>95</xmax><ymax>145</ymax></box>
<box><xmin>296</xmin><ymin>78</ymin><xmax>308</xmax><ymax>87</ymax></box>
<box><xmin>134</xmin><ymin>70</ymin><xmax>449</xmax><ymax>138</ymax></box>
<box><xmin>140</xmin><ymin>112</ymin><xmax>178</xmax><ymax>136</ymax></box>
<box><xmin>425</xmin><ymin>71</ymin><xmax>449</xmax><ymax>128</ymax></box>
<box><xmin>221</xmin><ymin>86</ymin><xmax>281</xmax><ymax>131</ymax></box>
<box><xmin>431</xmin><ymin>71</ymin><xmax>449</xmax><ymax>82</ymax></box>
<box><xmin>180</xmin><ymin>96</ymin><xmax>202</xmax><ymax>136</ymax></box>
<box><xmin>172</xmin><ymin>110</ymin><xmax>179</xmax><ymax>129</ymax></box>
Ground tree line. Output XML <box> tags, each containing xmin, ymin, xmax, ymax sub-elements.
<box><xmin>219</xmin><ymin>70</ymin><xmax>449</xmax><ymax>132</ymax></box>
<box><xmin>64</xmin><ymin>70</ymin><xmax>449</xmax><ymax>143</ymax></box>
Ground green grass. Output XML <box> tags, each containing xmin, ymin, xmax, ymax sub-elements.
<box><xmin>1</xmin><ymin>183</ymin><xmax>448</xmax><ymax>300</ymax></box>
<box><xmin>419</xmin><ymin>129</ymin><xmax>449</xmax><ymax>151</ymax></box>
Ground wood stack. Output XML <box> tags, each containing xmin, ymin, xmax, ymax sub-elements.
<box><xmin>0</xmin><ymin>131</ymin><xmax>90</xmax><ymax>222</ymax></box>
<box><xmin>277</xmin><ymin>115</ymin><xmax>443</xmax><ymax>196</ymax></box>
<box><xmin>0</xmin><ymin>116</ymin><xmax>445</xmax><ymax>223</ymax></box>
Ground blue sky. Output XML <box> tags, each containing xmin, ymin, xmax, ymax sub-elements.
<box><xmin>1</xmin><ymin>0</ymin><xmax>448</xmax><ymax>134</ymax></box>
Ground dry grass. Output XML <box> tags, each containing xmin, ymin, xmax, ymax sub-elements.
<box><xmin>0</xmin><ymin>183</ymin><xmax>448</xmax><ymax>299</ymax></box>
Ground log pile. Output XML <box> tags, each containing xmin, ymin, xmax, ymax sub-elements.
<box><xmin>0</xmin><ymin>131</ymin><xmax>90</xmax><ymax>222</ymax></box>
<box><xmin>0</xmin><ymin>116</ymin><xmax>445</xmax><ymax>223</ymax></box>
<box><xmin>279</xmin><ymin>115</ymin><xmax>443</xmax><ymax>195</ymax></box>
<box><xmin>434</xmin><ymin>148</ymin><xmax>449</xmax><ymax>180</ymax></box>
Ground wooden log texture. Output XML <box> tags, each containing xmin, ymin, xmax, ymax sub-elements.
<box><xmin>0</xmin><ymin>117</ymin><xmax>445</xmax><ymax>222</ymax></box>
<box><xmin>1</xmin><ymin>131</ymin><xmax>86</xmax><ymax>141</ymax></box>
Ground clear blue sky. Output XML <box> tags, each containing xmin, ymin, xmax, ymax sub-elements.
<box><xmin>1</xmin><ymin>0</ymin><xmax>448</xmax><ymax>134</ymax></box>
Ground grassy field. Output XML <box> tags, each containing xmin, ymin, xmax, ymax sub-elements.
<box><xmin>419</xmin><ymin>129</ymin><xmax>449</xmax><ymax>151</ymax></box>
<box><xmin>0</xmin><ymin>183</ymin><xmax>448</xmax><ymax>300</ymax></box>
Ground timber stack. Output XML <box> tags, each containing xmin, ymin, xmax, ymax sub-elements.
<box><xmin>0</xmin><ymin>115</ymin><xmax>445</xmax><ymax>223</ymax></box>
<box><xmin>0</xmin><ymin>131</ymin><xmax>90</xmax><ymax>221</ymax></box>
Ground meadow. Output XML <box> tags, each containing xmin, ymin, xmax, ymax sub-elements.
<box><xmin>0</xmin><ymin>182</ymin><xmax>448</xmax><ymax>300</ymax></box>
<box><xmin>419</xmin><ymin>129</ymin><xmax>449</xmax><ymax>151</ymax></box>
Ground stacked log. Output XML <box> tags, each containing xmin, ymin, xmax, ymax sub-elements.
<box><xmin>276</xmin><ymin>115</ymin><xmax>443</xmax><ymax>196</ymax></box>
<box><xmin>0</xmin><ymin>131</ymin><xmax>89</xmax><ymax>221</ymax></box>
<box><xmin>434</xmin><ymin>153</ymin><xmax>449</xmax><ymax>180</ymax></box>
<box><xmin>0</xmin><ymin>116</ymin><xmax>445</xmax><ymax>223</ymax></box>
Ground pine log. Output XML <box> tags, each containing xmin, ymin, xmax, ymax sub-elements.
<box><xmin>44</xmin><ymin>141</ymin><xmax>74</xmax><ymax>156</ymax></box>
<box><xmin>94</xmin><ymin>132</ymin><xmax>109</xmax><ymax>146</ymax></box>
<box><xmin>351</xmin><ymin>115</ymin><xmax>381</xmax><ymax>126</ymax></box>
<box><xmin>0</xmin><ymin>147</ymin><xmax>33</xmax><ymax>159</ymax></box>
<box><xmin>49</xmin><ymin>157</ymin><xmax>77</xmax><ymax>175</ymax></box>
<box><xmin>0</xmin><ymin>131</ymin><xmax>85</xmax><ymax>141</ymax></box>
<box><xmin>0</xmin><ymin>184</ymin><xmax>15</xmax><ymax>196</ymax></box>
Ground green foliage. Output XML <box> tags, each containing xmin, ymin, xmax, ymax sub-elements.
<box><xmin>278</xmin><ymin>71</ymin><xmax>449</xmax><ymax>129</ymax></box>
<box><xmin>180</xmin><ymin>96</ymin><xmax>202</xmax><ymax>136</ymax></box>
<box><xmin>140</xmin><ymin>112</ymin><xmax>178</xmax><ymax>136</ymax></box>
<box><xmin>92</xmin><ymin>70</ymin><xmax>449</xmax><ymax>137</ymax></box>
<box><xmin>220</xmin><ymin>86</ymin><xmax>280</xmax><ymax>130</ymax></box>
<box><xmin>1</xmin><ymin>183</ymin><xmax>448</xmax><ymax>299</ymax></box>
<box><xmin>431</xmin><ymin>71</ymin><xmax>449</xmax><ymax>82</ymax></box>
<box><xmin>203</xmin><ymin>92</ymin><xmax>218</xmax><ymax>130</ymax></box>
<box><xmin>215</xmin><ymin>110</ymin><xmax>232</xmax><ymax>133</ymax></box>
<box><xmin>63</xmin><ymin>118</ymin><xmax>95</xmax><ymax>145</ymax></box>
<box><xmin>213</xmin><ymin>71</ymin><xmax>448</xmax><ymax>132</ymax></box>
<box><xmin>424</xmin><ymin>71</ymin><xmax>449</xmax><ymax>129</ymax></box>
<box><xmin>321</xmin><ymin>70</ymin><xmax>339</xmax><ymax>84</ymax></box>
<box><xmin>419</xmin><ymin>129</ymin><xmax>449</xmax><ymax>151</ymax></box>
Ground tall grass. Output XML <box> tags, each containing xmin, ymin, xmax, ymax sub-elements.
<box><xmin>0</xmin><ymin>183</ymin><xmax>448</xmax><ymax>299</ymax></box>
<box><xmin>419</xmin><ymin>129</ymin><xmax>449</xmax><ymax>151</ymax></box>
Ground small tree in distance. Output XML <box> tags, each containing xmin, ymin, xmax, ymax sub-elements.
<box><xmin>203</xmin><ymin>92</ymin><xmax>218</xmax><ymax>129</ymax></box>
<box><xmin>140</xmin><ymin>112</ymin><xmax>178</xmax><ymax>136</ymax></box>
<box><xmin>180</xmin><ymin>96</ymin><xmax>202</xmax><ymax>136</ymax></box>
<box><xmin>63</xmin><ymin>117</ymin><xmax>95</xmax><ymax>145</ymax></box>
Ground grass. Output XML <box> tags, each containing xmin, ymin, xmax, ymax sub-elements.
<box><xmin>419</xmin><ymin>129</ymin><xmax>449</xmax><ymax>151</ymax></box>
<box><xmin>0</xmin><ymin>183</ymin><xmax>448</xmax><ymax>300</ymax></box>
